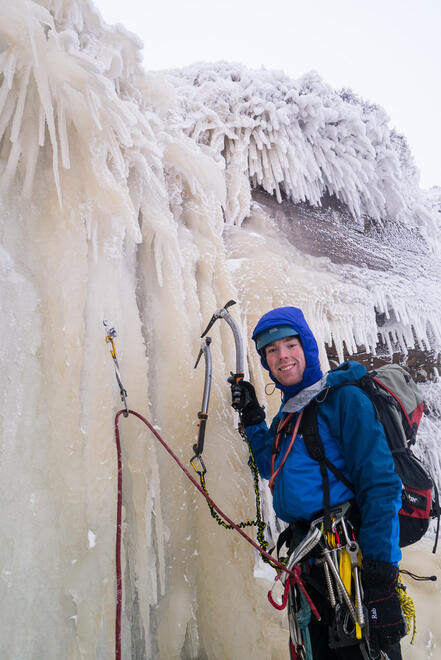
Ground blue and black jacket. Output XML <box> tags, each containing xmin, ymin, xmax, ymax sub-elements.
<box><xmin>247</xmin><ymin>307</ymin><xmax>402</xmax><ymax>565</ymax></box>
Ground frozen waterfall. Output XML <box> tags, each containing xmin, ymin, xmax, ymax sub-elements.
<box><xmin>0</xmin><ymin>2</ymin><xmax>440</xmax><ymax>659</ymax></box>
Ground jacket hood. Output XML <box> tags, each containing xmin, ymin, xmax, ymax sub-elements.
<box><xmin>252</xmin><ymin>306</ymin><xmax>323</xmax><ymax>398</ymax></box>
<box><xmin>326</xmin><ymin>360</ymin><xmax>367</xmax><ymax>386</ymax></box>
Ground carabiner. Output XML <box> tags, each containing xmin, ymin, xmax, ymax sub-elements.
<box><xmin>190</xmin><ymin>453</ymin><xmax>207</xmax><ymax>476</ymax></box>
<box><xmin>268</xmin><ymin>574</ymin><xmax>291</xmax><ymax>610</ymax></box>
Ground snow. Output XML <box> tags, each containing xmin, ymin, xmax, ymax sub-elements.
<box><xmin>0</xmin><ymin>1</ymin><xmax>440</xmax><ymax>659</ymax></box>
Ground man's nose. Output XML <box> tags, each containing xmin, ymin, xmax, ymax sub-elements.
<box><xmin>278</xmin><ymin>345</ymin><xmax>289</xmax><ymax>359</ymax></box>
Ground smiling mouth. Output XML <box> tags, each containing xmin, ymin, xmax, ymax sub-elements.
<box><xmin>280</xmin><ymin>363</ymin><xmax>296</xmax><ymax>372</ymax></box>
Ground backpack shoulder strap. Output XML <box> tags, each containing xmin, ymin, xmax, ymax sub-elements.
<box><xmin>301</xmin><ymin>398</ymin><xmax>354</xmax><ymax>531</ymax></box>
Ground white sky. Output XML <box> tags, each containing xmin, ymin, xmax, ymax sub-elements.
<box><xmin>93</xmin><ymin>0</ymin><xmax>440</xmax><ymax>188</ymax></box>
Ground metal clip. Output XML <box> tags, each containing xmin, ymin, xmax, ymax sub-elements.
<box><xmin>103</xmin><ymin>321</ymin><xmax>129</xmax><ymax>417</ymax></box>
<box><xmin>190</xmin><ymin>453</ymin><xmax>207</xmax><ymax>476</ymax></box>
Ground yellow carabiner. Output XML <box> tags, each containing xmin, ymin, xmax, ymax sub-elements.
<box><xmin>190</xmin><ymin>454</ymin><xmax>207</xmax><ymax>476</ymax></box>
<box><xmin>105</xmin><ymin>335</ymin><xmax>117</xmax><ymax>359</ymax></box>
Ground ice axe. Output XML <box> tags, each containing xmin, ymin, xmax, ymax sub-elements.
<box><xmin>190</xmin><ymin>336</ymin><xmax>212</xmax><ymax>473</ymax></box>
<box><xmin>201</xmin><ymin>300</ymin><xmax>244</xmax><ymax>411</ymax></box>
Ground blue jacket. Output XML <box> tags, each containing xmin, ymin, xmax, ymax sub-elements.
<box><xmin>248</xmin><ymin>308</ymin><xmax>402</xmax><ymax>565</ymax></box>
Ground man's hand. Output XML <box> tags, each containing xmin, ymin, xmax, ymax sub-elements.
<box><xmin>228</xmin><ymin>378</ymin><xmax>265</xmax><ymax>427</ymax></box>
<box><xmin>362</xmin><ymin>559</ymin><xmax>406</xmax><ymax>657</ymax></box>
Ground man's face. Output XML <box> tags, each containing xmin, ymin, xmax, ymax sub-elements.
<box><xmin>265</xmin><ymin>335</ymin><xmax>306</xmax><ymax>386</ymax></box>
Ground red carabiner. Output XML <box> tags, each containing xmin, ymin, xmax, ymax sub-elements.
<box><xmin>267</xmin><ymin>574</ymin><xmax>292</xmax><ymax>610</ymax></box>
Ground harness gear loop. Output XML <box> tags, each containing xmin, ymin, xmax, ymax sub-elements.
<box><xmin>103</xmin><ymin>321</ymin><xmax>128</xmax><ymax>417</ymax></box>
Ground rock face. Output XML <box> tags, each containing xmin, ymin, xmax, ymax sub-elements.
<box><xmin>251</xmin><ymin>187</ymin><xmax>441</xmax><ymax>383</ymax></box>
<box><xmin>252</xmin><ymin>188</ymin><xmax>432</xmax><ymax>273</ymax></box>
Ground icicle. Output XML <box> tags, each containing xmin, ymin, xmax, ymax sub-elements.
<box><xmin>31</xmin><ymin>64</ymin><xmax>62</xmax><ymax>206</ymax></box>
<box><xmin>0</xmin><ymin>92</ymin><xmax>16</xmax><ymax>145</ymax></box>
<box><xmin>0</xmin><ymin>77</ymin><xmax>11</xmax><ymax>119</ymax></box>
<box><xmin>10</xmin><ymin>65</ymin><xmax>31</xmax><ymax>144</ymax></box>
<box><xmin>22</xmin><ymin>120</ymin><xmax>40</xmax><ymax>199</ymax></box>
<box><xmin>38</xmin><ymin>103</ymin><xmax>45</xmax><ymax>146</ymax></box>
<box><xmin>57</xmin><ymin>100</ymin><xmax>70</xmax><ymax>170</ymax></box>
<box><xmin>152</xmin><ymin>233</ymin><xmax>164</xmax><ymax>287</ymax></box>
<box><xmin>2</xmin><ymin>136</ymin><xmax>22</xmax><ymax>190</ymax></box>
<box><xmin>3</xmin><ymin>46</ymin><xmax>18</xmax><ymax>90</ymax></box>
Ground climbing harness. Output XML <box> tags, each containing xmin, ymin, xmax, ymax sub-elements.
<box><xmin>270</xmin><ymin>501</ymin><xmax>421</xmax><ymax>659</ymax></box>
<box><xmin>266</xmin><ymin>502</ymin><xmax>384</xmax><ymax>659</ymax></box>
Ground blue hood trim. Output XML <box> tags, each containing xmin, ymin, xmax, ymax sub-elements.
<box><xmin>252</xmin><ymin>307</ymin><xmax>323</xmax><ymax>397</ymax></box>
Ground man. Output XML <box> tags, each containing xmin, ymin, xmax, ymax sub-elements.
<box><xmin>232</xmin><ymin>306</ymin><xmax>406</xmax><ymax>659</ymax></box>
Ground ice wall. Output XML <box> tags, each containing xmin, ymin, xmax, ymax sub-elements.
<box><xmin>0</xmin><ymin>2</ymin><xmax>440</xmax><ymax>659</ymax></box>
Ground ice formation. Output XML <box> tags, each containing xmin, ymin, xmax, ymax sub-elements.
<box><xmin>0</xmin><ymin>1</ymin><xmax>440</xmax><ymax>659</ymax></box>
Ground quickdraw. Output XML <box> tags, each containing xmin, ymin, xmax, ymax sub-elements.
<box><xmin>103</xmin><ymin>321</ymin><xmax>128</xmax><ymax>417</ymax></box>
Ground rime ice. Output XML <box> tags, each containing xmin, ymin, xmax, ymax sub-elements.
<box><xmin>0</xmin><ymin>2</ymin><xmax>440</xmax><ymax>659</ymax></box>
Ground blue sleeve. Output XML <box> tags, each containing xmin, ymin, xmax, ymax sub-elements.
<box><xmin>323</xmin><ymin>386</ymin><xmax>402</xmax><ymax>565</ymax></box>
<box><xmin>245</xmin><ymin>414</ymin><xmax>281</xmax><ymax>480</ymax></box>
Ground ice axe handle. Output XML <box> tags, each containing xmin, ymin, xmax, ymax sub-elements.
<box><xmin>193</xmin><ymin>411</ymin><xmax>208</xmax><ymax>457</ymax></box>
<box><xmin>229</xmin><ymin>372</ymin><xmax>244</xmax><ymax>412</ymax></box>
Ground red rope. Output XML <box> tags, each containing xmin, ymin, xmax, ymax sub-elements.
<box><xmin>114</xmin><ymin>409</ymin><xmax>319</xmax><ymax>659</ymax></box>
<box><xmin>114</xmin><ymin>415</ymin><xmax>123</xmax><ymax>660</ymax></box>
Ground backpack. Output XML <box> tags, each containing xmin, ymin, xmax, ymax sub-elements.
<box><xmin>299</xmin><ymin>363</ymin><xmax>440</xmax><ymax>552</ymax></box>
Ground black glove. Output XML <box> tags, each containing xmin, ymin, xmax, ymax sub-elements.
<box><xmin>228</xmin><ymin>378</ymin><xmax>265</xmax><ymax>427</ymax></box>
<box><xmin>362</xmin><ymin>559</ymin><xmax>406</xmax><ymax>658</ymax></box>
